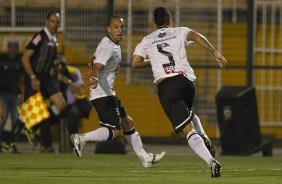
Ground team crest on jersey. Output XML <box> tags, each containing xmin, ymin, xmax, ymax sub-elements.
<box><xmin>158</xmin><ymin>32</ymin><xmax>166</xmax><ymax>38</ymax></box>
<box><xmin>32</xmin><ymin>34</ymin><xmax>42</xmax><ymax>45</ymax></box>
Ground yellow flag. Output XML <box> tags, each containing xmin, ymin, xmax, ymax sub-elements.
<box><xmin>17</xmin><ymin>92</ymin><xmax>50</xmax><ymax>130</ymax></box>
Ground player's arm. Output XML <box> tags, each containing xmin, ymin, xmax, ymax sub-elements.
<box><xmin>87</xmin><ymin>61</ymin><xmax>104</xmax><ymax>89</ymax></box>
<box><xmin>131</xmin><ymin>55</ymin><xmax>151</xmax><ymax>68</ymax></box>
<box><xmin>21</xmin><ymin>49</ymin><xmax>40</xmax><ymax>90</ymax></box>
<box><xmin>187</xmin><ymin>30</ymin><xmax>227</xmax><ymax>68</ymax></box>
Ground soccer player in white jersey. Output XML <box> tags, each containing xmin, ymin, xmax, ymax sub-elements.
<box><xmin>70</xmin><ymin>16</ymin><xmax>165</xmax><ymax>168</ymax></box>
<box><xmin>131</xmin><ymin>7</ymin><xmax>227</xmax><ymax>177</ymax></box>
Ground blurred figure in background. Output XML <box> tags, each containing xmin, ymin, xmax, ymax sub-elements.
<box><xmin>53</xmin><ymin>56</ymin><xmax>92</xmax><ymax>138</ymax></box>
<box><xmin>4</xmin><ymin>11</ymin><xmax>66</xmax><ymax>153</ymax></box>
<box><xmin>0</xmin><ymin>39</ymin><xmax>24</xmax><ymax>153</ymax></box>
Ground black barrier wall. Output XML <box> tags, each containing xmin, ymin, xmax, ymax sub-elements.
<box><xmin>216</xmin><ymin>86</ymin><xmax>262</xmax><ymax>155</ymax></box>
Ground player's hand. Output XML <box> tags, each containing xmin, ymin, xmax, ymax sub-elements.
<box><xmin>31</xmin><ymin>78</ymin><xmax>40</xmax><ymax>91</ymax></box>
<box><xmin>86</xmin><ymin>76</ymin><xmax>98</xmax><ymax>89</ymax></box>
<box><xmin>214</xmin><ymin>52</ymin><xmax>227</xmax><ymax>69</ymax></box>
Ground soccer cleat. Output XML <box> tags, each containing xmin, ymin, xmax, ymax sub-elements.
<box><xmin>142</xmin><ymin>151</ymin><xmax>166</xmax><ymax>168</ymax></box>
<box><xmin>201</xmin><ymin>134</ymin><xmax>216</xmax><ymax>158</ymax></box>
<box><xmin>2</xmin><ymin>142</ymin><xmax>19</xmax><ymax>153</ymax></box>
<box><xmin>210</xmin><ymin>160</ymin><xmax>221</xmax><ymax>177</ymax></box>
<box><xmin>70</xmin><ymin>134</ymin><xmax>85</xmax><ymax>158</ymax></box>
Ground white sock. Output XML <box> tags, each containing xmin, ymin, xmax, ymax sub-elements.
<box><xmin>187</xmin><ymin>130</ymin><xmax>214</xmax><ymax>166</ymax></box>
<box><xmin>124</xmin><ymin>131</ymin><xmax>148</xmax><ymax>163</ymax></box>
<box><xmin>80</xmin><ymin>127</ymin><xmax>110</xmax><ymax>142</ymax></box>
<box><xmin>192</xmin><ymin>114</ymin><xmax>205</xmax><ymax>136</ymax></box>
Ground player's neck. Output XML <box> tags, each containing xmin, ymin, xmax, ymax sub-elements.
<box><xmin>158</xmin><ymin>25</ymin><xmax>169</xmax><ymax>29</ymax></box>
<box><xmin>107</xmin><ymin>35</ymin><xmax>119</xmax><ymax>45</ymax></box>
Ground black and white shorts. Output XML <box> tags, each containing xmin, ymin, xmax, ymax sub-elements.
<box><xmin>91</xmin><ymin>95</ymin><xmax>127</xmax><ymax>130</ymax></box>
<box><xmin>157</xmin><ymin>74</ymin><xmax>195</xmax><ymax>133</ymax></box>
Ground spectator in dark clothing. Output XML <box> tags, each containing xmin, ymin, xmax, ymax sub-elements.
<box><xmin>0</xmin><ymin>39</ymin><xmax>24</xmax><ymax>152</ymax></box>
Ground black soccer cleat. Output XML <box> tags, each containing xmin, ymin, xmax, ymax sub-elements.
<box><xmin>211</xmin><ymin>160</ymin><xmax>221</xmax><ymax>177</ymax></box>
<box><xmin>2</xmin><ymin>142</ymin><xmax>19</xmax><ymax>153</ymax></box>
<box><xmin>201</xmin><ymin>135</ymin><xmax>216</xmax><ymax>158</ymax></box>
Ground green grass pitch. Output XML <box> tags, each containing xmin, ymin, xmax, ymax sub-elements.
<box><xmin>0</xmin><ymin>153</ymin><xmax>282</xmax><ymax>184</ymax></box>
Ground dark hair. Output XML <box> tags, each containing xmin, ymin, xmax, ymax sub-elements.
<box><xmin>47</xmin><ymin>11</ymin><xmax>60</xmax><ymax>20</ymax></box>
<box><xmin>154</xmin><ymin>7</ymin><xmax>171</xmax><ymax>28</ymax></box>
<box><xmin>107</xmin><ymin>15</ymin><xmax>123</xmax><ymax>26</ymax></box>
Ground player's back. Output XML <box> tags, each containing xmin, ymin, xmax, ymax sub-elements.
<box><xmin>141</xmin><ymin>27</ymin><xmax>196</xmax><ymax>82</ymax></box>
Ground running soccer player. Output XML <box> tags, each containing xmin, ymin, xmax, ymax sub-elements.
<box><xmin>131</xmin><ymin>7</ymin><xmax>227</xmax><ymax>177</ymax></box>
<box><xmin>71</xmin><ymin>16</ymin><xmax>165</xmax><ymax>168</ymax></box>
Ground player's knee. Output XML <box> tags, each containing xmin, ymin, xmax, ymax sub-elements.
<box><xmin>113</xmin><ymin>129</ymin><xmax>122</xmax><ymax>138</ymax></box>
<box><xmin>181</xmin><ymin>123</ymin><xmax>193</xmax><ymax>137</ymax></box>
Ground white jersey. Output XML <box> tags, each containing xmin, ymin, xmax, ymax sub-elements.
<box><xmin>133</xmin><ymin>27</ymin><xmax>196</xmax><ymax>83</ymax></box>
<box><xmin>89</xmin><ymin>36</ymin><xmax>121</xmax><ymax>100</ymax></box>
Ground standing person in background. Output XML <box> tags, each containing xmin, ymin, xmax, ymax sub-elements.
<box><xmin>0</xmin><ymin>39</ymin><xmax>24</xmax><ymax>153</ymax></box>
<box><xmin>131</xmin><ymin>7</ymin><xmax>227</xmax><ymax>176</ymax></box>
<box><xmin>71</xmin><ymin>16</ymin><xmax>165</xmax><ymax>168</ymax></box>
<box><xmin>5</xmin><ymin>11</ymin><xmax>66</xmax><ymax>153</ymax></box>
<box><xmin>53</xmin><ymin>56</ymin><xmax>92</xmax><ymax>136</ymax></box>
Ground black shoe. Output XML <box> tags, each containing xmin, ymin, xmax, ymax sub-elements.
<box><xmin>201</xmin><ymin>135</ymin><xmax>216</xmax><ymax>158</ymax></box>
<box><xmin>211</xmin><ymin>160</ymin><xmax>221</xmax><ymax>177</ymax></box>
<box><xmin>2</xmin><ymin>142</ymin><xmax>19</xmax><ymax>153</ymax></box>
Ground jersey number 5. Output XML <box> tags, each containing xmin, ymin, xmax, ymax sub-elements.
<box><xmin>157</xmin><ymin>43</ymin><xmax>175</xmax><ymax>67</ymax></box>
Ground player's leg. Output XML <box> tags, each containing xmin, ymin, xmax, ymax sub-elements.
<box><xmin>182</xmin><ymin>124</ymin><xmax>221</xmax><ymax>177</ymax></box>
<box><xmin>121</xmin><ymin>115</ymin><xmax>165</xmax><ymax>167</ymax></box>
<box><xmin>157</xmin><ymin>75</ymin><xmax>221</xmax><ymax>177</ymax></box>
<box><xmin>117</xmin><ymin>96</ymin><xmax>165</xmax><ymax>167</ymax></box>
<box><xmin>192</xmin><ymin>114</ymin><xmax>216</xmax><ymax>157</ymax></box>
<box><xmin>70</xmin><ymin>126</ymin><xmax>116</xmax><ymax>158</ymax></box>
<box><xmin>70</xmin><ymin>96</ymin><xmax>120</xmax><ymax>158</ymax></box>
<box><xmin>184</xmin><ymin>80</ymin><xmax>216</xmax><ymax>157</ymax></box>
<box><xmin>171</xmin><ymin>101</ymin><xmax>221</xmax><ymax>177</ymax></box>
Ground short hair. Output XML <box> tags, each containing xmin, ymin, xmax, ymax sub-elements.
<box><xmin>154</xmin><ymin>7</ymin><xmax>171</xmax><ymax>28</ymax></box>
<box><xmin>47</xmin><ymin>11</ymin><xmax>60</xmax><ymax>20</ymax></box>
<box><xmin>107</xmin><ymin>15</ymin><xmax>123</xmax><ymax>26</ymax></box>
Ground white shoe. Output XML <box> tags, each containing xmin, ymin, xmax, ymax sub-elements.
<box><xmin>142</xmin><ymin>151</ymin><xmax>166</xmax><ymax>168</ymax></box>
<box><xmin>70</xmin><ymin>134</ymin><xmax>85</xmax><ymax>158</ymax></box>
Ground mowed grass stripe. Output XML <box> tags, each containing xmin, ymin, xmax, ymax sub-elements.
<box><xmin>0</xmin><ymin>153</ymin><xmax>282</xmax><ymax>184</ymax></box>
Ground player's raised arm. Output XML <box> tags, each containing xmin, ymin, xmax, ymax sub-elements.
<box><xmin>187</xmin><ymin>30</ymin><xmax>227</xmax><ymax>68</ymax></box>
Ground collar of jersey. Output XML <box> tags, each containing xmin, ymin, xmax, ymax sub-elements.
<box><xmin>44</xmin><ymin>27</ymin><xmax>57</xmax><ymax>42</ymax></box>
<box><xmin>106</xmin><ymin>36</ymin><xmax>120</xmax><ymax>45</ymax></box>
